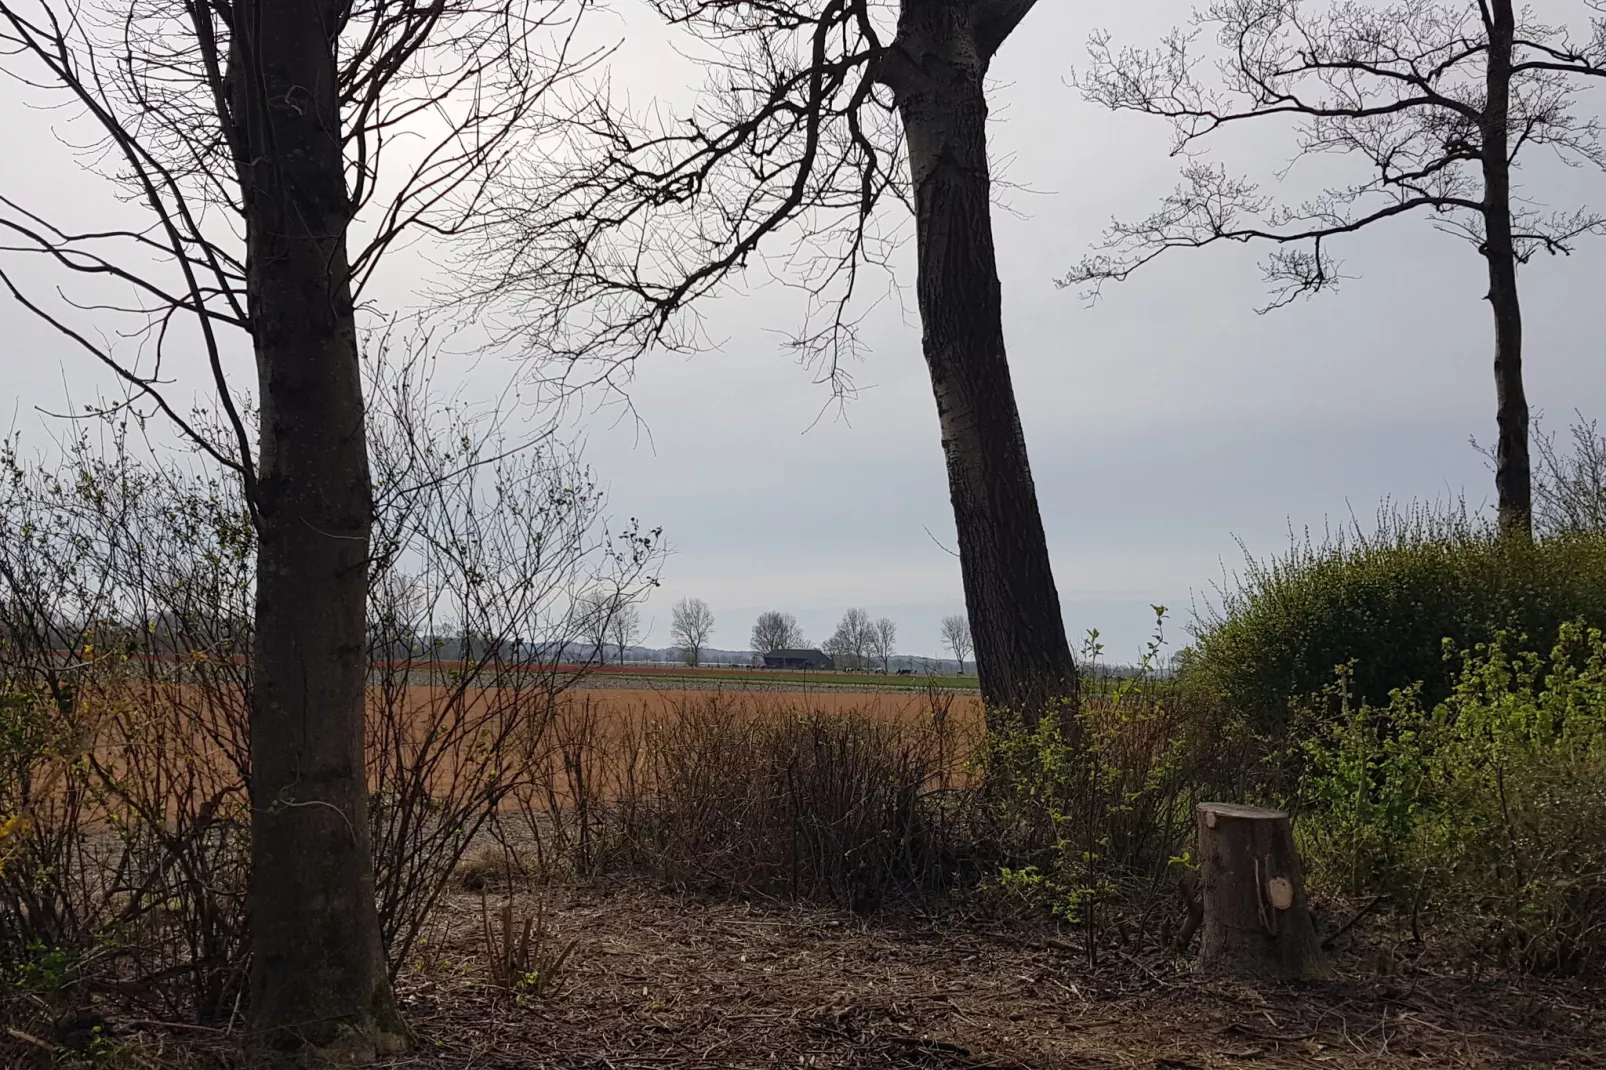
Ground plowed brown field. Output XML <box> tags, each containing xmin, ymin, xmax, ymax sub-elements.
<box><xmin>554</xmin><ymin>686</ymin><xmax>984</xmax><ymax>724</ymax></box>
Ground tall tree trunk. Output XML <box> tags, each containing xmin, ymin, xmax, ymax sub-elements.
<box><xmin>881</xmin><ymin>0</ymin><xmax>1076</xmax><ymax>719</ymax></box>
<box><xmin>1483</xmin><ymin>0</ymin><xmax>1532</xmax><ymax>540</ymax></box>
<box><xmin>231</xmin><ymin>0</ymin><xmax>406</xmax><ymax>1055</ymax></box>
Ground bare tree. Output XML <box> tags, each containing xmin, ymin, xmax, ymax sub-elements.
<box><xmin>670</xmin><ymin>597</ymin><xmax>715</xmax><ymax>666</ymax></box>
<box><xmin>868</xmin><ymin>616</ymin><xmax>898</xmax><ymax>673</ymax></box>
<box><xmin>0</xmin><ymin>0</ymin><xmax>590</xmax><ymax>1051</ymax></box>
<box><xmin>579</xmin><ymin>589</ymin><xmax>627</xmax><ymax>665</ymax></box>
<box><xmin>751</xmin><ymin>610</ymin><xmax>805</xmax><ymax>654</ymax></box>
<box><xmin>610</xmin><ymin>600</ymin><xmax>643</xmax><ymax>663</ymax></box>
<box><xmin>1064</xmin><ymin>0</ymin><xmax>1606</xmax><ymax>541</ymax></box>
<box><xmin>827</xmin><ymin>607</ymin><xmax>875</xmax><ymax>671</ymax></box>
<box><xmin>579</xmin><ymin>592</ymin><xmax>610</xmax><ymax>665</ymax></box>
<box><xmin>473</xmin><ymin>0</ymin><xmax>1078</xmax><ymax>716</ymax></box>
<box><xmin>940</xmin><ymin>612</ymin><xmax>973</xmax><ymax>673</ymax></box>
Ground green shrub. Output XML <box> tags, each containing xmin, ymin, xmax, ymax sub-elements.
<box><xmin>1187</xmin><ymin>506</ymin><xmax>1606</xmax><ymax>731</ymax></box>
<box><xmin>975</xmin><ymin>694</ymin><xmax>1197</xmax><ymax>933</ymax></box>
<box><xmin>1297</xmin><ymin>621</ymin><xmax>1606</xmax><ymax>975</ymax></box>
<box><xmin>972</xmin><ymin>619</ymin><xmax>1241</xmax><ymax>948</ymax></box>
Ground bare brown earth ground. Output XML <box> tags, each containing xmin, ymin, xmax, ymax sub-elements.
<box><xmin>77</xmin><ymin>880</ymin><xmax>1602</xmax><ymax>1069</ymax></box>
<box><xmin>558</xmin><ymin>686</ymin><xmax>985</xmax><ymax>725</ymax></box>
<box><xmin>380</xmin><ymin>884</ymin><xmax>1603</xmax><ymax>1070</ymax></box>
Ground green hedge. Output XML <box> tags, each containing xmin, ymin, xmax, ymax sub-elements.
<box><xmin>1184</xmin><ymin>513</ymin><xmax>1606</xmax><ymax>731</ymax></box>
<box><xmin>1295</xmin><ymin>622</ymin><xmax>1606</xmax><ymax>975</ymax></box>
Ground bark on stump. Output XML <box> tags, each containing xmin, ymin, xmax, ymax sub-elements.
<box><xmin>1195</xmin><ymin>803</ymin><xmax>1329</xmax><ymax>980</ymax></box>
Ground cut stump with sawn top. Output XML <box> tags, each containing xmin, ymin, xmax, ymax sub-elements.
<box><xmin>1195</xmin><ymin>802</ymin><xmax>1329</xmax><ymax>980</ymax></box>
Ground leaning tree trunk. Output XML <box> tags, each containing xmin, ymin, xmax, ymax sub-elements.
<box><xmin>1195</xmin><ymin>803</ymin><xmax>1328</xmax><ymax>980</ymax></box>
<box><xmin>1483</xmin><ymin>0</ymin><xmax>1532</xmax><ymax>541</ymax></box>
<box><xmin>231</xmin><ymin>1</ymin><xmax>406</xmax><ymax>1055</ymax></box>
<box><xmin>881</xmin><ymin>0</ymin><xmax>1077</xmax><ymax>721</ymax></box>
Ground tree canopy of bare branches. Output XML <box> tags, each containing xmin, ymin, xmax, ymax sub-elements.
<box><xmin>940</xmin><ymin>612</ymin><xmax>972</xmax><ymax>672</ymax></box>
<box><xmin>580</xmin><ymin>587</ymin><xmax>646</xmax><ymax>664</ymax></box>
<box><xmin>826</xmin><ymin>607</ymin><xmax>874</xmax><ymax>670</ymax></box>
<box><xmin>752</xmin><ymin>610</ymin><xmax>805</xmax><ymax>654</ymax></box>
<box><xmin>867</xmin><ymin>616</ymin><xmax>897</xmax><ymax>672</ymax></box>
<box><xmin>610</xmin><ymin>600</ymin><xmax>644</xmax><ymax>662</ymax></box>
<box><xmin>670</xmin><ymin>596</ymin><xmax>715</xmax><ymax>666</ymax></box>
<box><xmin>468</xmin><ymin>0</ymin><xmax>1078</xmax><ymax>716</ymax></box>
<box><xmin>0</xmin><ymin>0</ymin><xmax>593</xmax><ymax>475</ymax></box>
<box><xmin>1063</xmin><ymin>0</ymin><xmax>1606</xmax><ymax>539</ymax></box>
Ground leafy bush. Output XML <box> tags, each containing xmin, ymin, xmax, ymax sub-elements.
<box><xmin>1187</xmin><ymin>506</ymin><xmax>1606</xmax><ymax>731</ymax></box>
<box><xmin>972</xmin><ymin>620</ymin><xmax>1243</xmax><ymax>951</ymax></box>
<box><xmin>1297</xmin><ymin>621</ymin><xmax>1606</xmax><ymax>975</ymax></box>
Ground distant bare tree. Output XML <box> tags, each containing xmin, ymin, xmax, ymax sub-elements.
<box><xmin>827</xmin><ymin>608</ymin><xmax>875</xmax><ymax>671</ymax></box>
<box><xmin>941</xmin><ymin>614</ymin><xmax>973</xmax><ymax>674</ymax></box>
<box><xmin>670</xmin><ymin>597</ymin><xmax>715</xmax><ymax>667</ymax></box>
<box><xmin>868</xmin><ymin>617</ymin><xmax>898</xmax><ymax>673</ymax></box>
<box><xmin>580</xmin><ymin>589</ymin><xmax>641</xmax><ymax>665</ymax></box>
<box><xmin>473</xmin><ymin>0</ymin><xmax>1080</xmax><ymax>716</ymax></box>
<box><xmin>1065</xmin><ymin>0</ymin><xmax>1606</xmax><ymax>541</ymax></box>
<box><xmin>751</xmin><ymin>610</ymin><xmax>804</xmax><ymax>655</ymax></box>
<box><xmin>579</xmin><ymin>591</ymin><xmax>616</xmax><ymax>665</ymax></box>
<box><xmin>610</xmin><ymin>601</ymin><xmax>643</xmax><ymax>664</ymax></box>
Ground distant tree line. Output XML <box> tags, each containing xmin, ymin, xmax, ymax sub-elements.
<box><xmin>642</xmin><ymin>603</ymin><xmax>980</xmax><ymax>674</ymax></box>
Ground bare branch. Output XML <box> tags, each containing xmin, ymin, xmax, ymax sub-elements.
<box><xmin>1069</xmin><ymin>0</ymin><xmax>1606</xmax><ymax>307</ymax></box>
<box><xmin>460</xmin><ymin>0</ymin><xmax>905</xmax><ymax>399</ymax></box>
<box><xmin>0</xmin><ymin>0</ymin><xmax>592</xmax><ymax>517</ymax></box>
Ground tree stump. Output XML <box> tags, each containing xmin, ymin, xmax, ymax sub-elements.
<box><xmin>1195</xmin><ymin>803</ymin><xmax>1329</xmax><ymax>980</ymax></box>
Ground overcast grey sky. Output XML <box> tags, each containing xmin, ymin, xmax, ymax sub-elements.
<box><xmin>6</xmin><ymin>0</ymin><xmax>1606</xmax><ymax>662</ymax></box>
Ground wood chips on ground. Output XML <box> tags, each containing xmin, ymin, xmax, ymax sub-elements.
<box><xmin>70</xmin><ymin>880</ymin><xmax>1599</xmax><ymax>1069</ymax></box>
<box><xmin>382</xmin><ymin>885</ymin><xmax>1601</xmax><ymax>1069</ymax></box>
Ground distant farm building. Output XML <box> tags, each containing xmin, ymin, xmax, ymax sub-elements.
<box><xmin>762</xmin><ymin>649</ymin><xmax>834</xmax><ymax>670</ymax></box>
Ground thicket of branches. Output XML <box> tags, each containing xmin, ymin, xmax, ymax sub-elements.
<box><xmin>0</xmin><ymin>0</ymin><xmax>596</xmax><ymax>470</ymax></box>
<box><xmin>0</xmin><ymin>351</ymin><xmax>659</xmax><ymax>1032</ymax></box>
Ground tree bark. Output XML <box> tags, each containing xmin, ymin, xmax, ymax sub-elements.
<box><xmin>231</xmin><ymin>1</ymin><xmax>406</xmax><ymax>1055</ymax></box>
<box><xmin>1483</xmin><ymin>0</ymin><xmax>1532</xmax><ymax>541</ymax></box>
<box><xmin>1195</xmin><ymin>803</ymin><xmax>1328</xmax><ymax>981</ymax></box>
<box><xmin>882</xmin><ymin>0</ymin><xmax>1077</xmax><ymax>720</ymax></box>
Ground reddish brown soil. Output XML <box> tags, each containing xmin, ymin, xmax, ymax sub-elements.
<box><xmin>557</xmin><ymin>685</ymin><xmax>984</xmax><ymax>724</ymax></box>
<box><xmin>65</xmin><ymin>684</ymin><xmax>984</xmax><ymax>814</ymax></box>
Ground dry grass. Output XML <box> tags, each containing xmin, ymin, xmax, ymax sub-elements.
<box><xmin>527</xmin><ymin>686</ymin><xmax>983</xmax><ymax>803</ymax></box>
